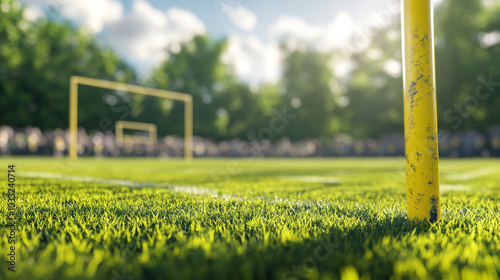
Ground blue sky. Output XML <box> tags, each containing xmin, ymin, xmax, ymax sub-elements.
<box><xmin>21</xmin><ymin>0</ymin><xmax>401</xmax><ymax>84</ymax></box>
<box><xmin>128</xmin><ymin>0</ymin><xmax>390</xmax><ymax>40</ymax></box>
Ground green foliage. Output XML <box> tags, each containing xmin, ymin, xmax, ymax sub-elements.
<box><xmin>435</xmin><ymin>0</ymin><xmax>500</xmax><ymax>132</ymax></box>
<box><xmin>145</xmin><ymin>36</ymin><xmax>279</xmax><ymax>141</ymax></box>
<box><xmin>0</xmin><ymin>0</ymin><xmax>135</xmax><ymax>130</ymax></box>
<box><xmin>338</xmin><ymin>22</ymin><xmax>404</xmax><ymax>139</ymax></box>
<box><xmin>281</xmin><ymin>49</ymin><xmax>337</xmax><ymax>140</ymax></box>
<box><xmin>1</xmin><ymin>157</ymin><xmax>499</xmax><ymax>279</ymax></box>
<box><xmin>145</xmin><ymin>35</ymin><xmax>233</xmax><ymax>139</ymax></box>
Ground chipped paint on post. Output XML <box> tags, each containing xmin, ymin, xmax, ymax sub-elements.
<box><xmin>401</xmin><ymin>0</ymin><xmax>440</xmax><ymax>222</ymax></box>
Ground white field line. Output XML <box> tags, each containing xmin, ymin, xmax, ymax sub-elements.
<box><xmin>19</xmin><ymin>171</ymin><xmax>336</xmax><ymax>208</ymax></box>
<box><xmin>281</xmin><ymin>176</ymin><xmax>342</xmax><ymax>184</ymax></box>
<box><xmin>441</xmin><ymin>184</ymin><xmax>471</xmax><ymax>191</ymax></box>
<box><xmin>21</xmin><ymin>171</ymin><xmax>216</xmax><ymax>195</ymax></box>
<box><xmin>445</xmin><ymin>167</ymin><xmax>499</xmax><ymax>181</ymax></box>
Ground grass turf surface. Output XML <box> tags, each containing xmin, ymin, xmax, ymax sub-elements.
<box><xmin>1</xmin><ymin>157</ymin><xmax>499</xmax><ymax>280</ymax></box>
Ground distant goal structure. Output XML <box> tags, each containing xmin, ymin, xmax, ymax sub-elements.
<box><xmin>69</xmin><ymin>76</ymin><xmax>193</xmax><ymax>160</ymax></box>
<box><xmin>115</xmin><ymin>121</ymin><xmax>157</xmax><ymax>146</ymax></box>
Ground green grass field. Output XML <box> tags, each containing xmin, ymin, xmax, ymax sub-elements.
<box><xmin>1</xmin><ymin>157</ymin><xmax>499</xmax><ymax>280</ymax></box>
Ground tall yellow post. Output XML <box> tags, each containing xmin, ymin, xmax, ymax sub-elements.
<box><xmin>402</xmin><ymin>0</ymin><xmax>440</xmax><ymax>222</ymax></box>
<box><xmin>184</xmin><ymin>97</ymin><xmax>193</xmax><ymax>160</ymax></box>
<box><xmin>69</xmin><ymin>77</ymin><xmax>78</xmax><ymax>161</ymax></box>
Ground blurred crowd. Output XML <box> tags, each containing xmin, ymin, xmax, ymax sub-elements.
<box><xmin>1</xmin><ymin>125</ymin><xmax>500</xmax><ymax>158</ymax></box>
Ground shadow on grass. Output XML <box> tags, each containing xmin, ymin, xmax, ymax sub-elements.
<box><xmin>135</xmin><ymin>215</ymin><xmax>435</xmax><ymax>280</ymax></box>
<box><xmin>264</xmin><ymin>215</ymin><xmax>432</xmax><ymax>280</ymax></box>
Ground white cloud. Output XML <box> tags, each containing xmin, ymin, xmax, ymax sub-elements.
<box><xmin>225</xmin><ymin>6</ymin><xmax>257</xmax><ymax>32</ymax></box>
<box><xmin>270</xmin><ymin>16</ymin><xmax>320</xmax><ymax>50</ymax></box>
<box><xmin>59</xmin><ymin>0</ymin><xmax>123</xmax><ymax>33</ymax></box>
<box><xmin>166</xmin><ymin>7</ymin><xmax>206</xmax><ymax>37</ymax></box>
<box><xmin>221</xmin><ymin>35</ymin><xmax>281</xmax><ymax>85</ymax></box>
<box><xmin>19</xmin><ymin>0</ymin><xmax>375</xmax><ymax>85</ymax></box>
<box><xmin>21</xmin><ymin>0</ymin><xmax>122</xmax><ymax>32</ymax></box>
<box><xmin>221</xmin><ymin>12</ymin><xmax>360</xmax><ymax>84</ymax></box>
<box><xmin>107</xmin><ymin>0</ymin><xmax>205</xmax><ymax>71</ymax></box>
<box><xmin>270</xmin><ymin>11</ymin><xmax>354</xmax><ymax>52</ymax></box>
<box><xmin>270</xmin><ymin>12</ymin><xmax>360</xmax><ymax>82</ymax></box>
<box><xmin>20</xmin><ymin>0</ymin><xmax>205</xmax><ymax>70</ymax></box>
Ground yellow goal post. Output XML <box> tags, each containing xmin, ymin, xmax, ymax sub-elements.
<box><xmin>69</xmin><ymin>76</ymin><xmax>193</xmax><ymax>160</ymax></box>
<box><xmin>401</xmin><ymin>0</ymin><xmax>440</xmax><ymax>222</ymax></box>
<box><xmin>115</xmin><ymin>121</ymin><xmax>157</xmax><ymax>145</ymax></box>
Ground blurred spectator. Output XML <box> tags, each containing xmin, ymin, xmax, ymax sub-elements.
<box><xmin>0</xmin><ymin>125</ymin><xmax>498</xmax><ymax>158</ymax></box>
<box><xmin>490</xmin><ymin>126</ymin><xmax>500</xmax><ymax>157</ymax></box>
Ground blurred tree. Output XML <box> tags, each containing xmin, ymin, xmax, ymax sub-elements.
<box><xmin>146</xmin><ymin>35</ymin><xmax>226</xmax><ymax>138</ymax></box>
<box><xmin>339</xmin><ymin>22</ymin><xmax>404</xmax><ymax>139</ymax></box>
<box><xmin>146</xmin><ymin>35</ymin><xmax>264</xmax><ymax>140</ymax></box>
<box><xmin>0</xmin><ymin>0</ymin><xmax>135</xmax><ymax>131</ymax></box>
<box><xmin>435</xmin><ymin>0</ymin><xmax>500</xmax><ymax>133</ymax></box>
<box><xmin>280</xmin><ymin>49</ymin><xmax>337</xmax><ymax>140</ymax></box>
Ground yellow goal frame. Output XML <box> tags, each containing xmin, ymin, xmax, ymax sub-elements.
<box><xmin>69</xmin><ymin>76</ymin><xmax>193</xmax><ymax>160</ymax></box>
<box><xmin>115</xmin><ymin>121</ymin><xmax>157</xmax><ymax>145</ymax></box>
